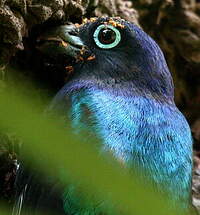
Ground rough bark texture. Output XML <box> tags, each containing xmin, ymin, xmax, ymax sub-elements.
<box><xmin>0</xmin><ymin>0</ymin><xmax>200</xmax><ymax>212</ymax></box>
<box><xmin>0</xmin><ymin>0</ymin><xmax>139</xmax><ymax>66</ymax></box>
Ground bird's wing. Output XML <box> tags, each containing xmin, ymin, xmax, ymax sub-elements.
<box><xmin>12</xmin><ymin>183</ymin><xmax>27</xmax><ymax>215</ymax></box>
<box><xmin>12</xmin><ymin>163</ymin><xmax>66</xmax><ymax>215</ymax></box>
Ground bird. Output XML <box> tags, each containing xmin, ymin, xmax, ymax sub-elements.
<box><xmin>12</xmin><ymin>17</ymin><xmax>195</xmax><ymax>215</ymax></box>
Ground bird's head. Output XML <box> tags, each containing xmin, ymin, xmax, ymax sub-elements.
<box><xmin>37</xmin><ymin>17</ymin><xmax>174</xmax><ymax>101</ymax></box>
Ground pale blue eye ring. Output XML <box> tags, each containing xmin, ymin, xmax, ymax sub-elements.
<box><xmin>93</xmin><ymin>24</ymin><xmax>121</xmax><ymax>49</ymax></box>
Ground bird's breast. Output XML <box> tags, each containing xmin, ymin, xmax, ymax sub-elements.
<box><xmin>60</xmin><ymin>87</ymin><xmax>192</xmax><ymax>206</ymax></box>
<box><xmin>69</xmin><ymin>88</ymin><xmax>191</xmax><ymax>163</ymax></box>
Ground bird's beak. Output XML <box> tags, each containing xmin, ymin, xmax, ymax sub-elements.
<box><xmin>36</xmin><ymin>24</ymin><xmax>84</xmax><ymax>58</ymax></box>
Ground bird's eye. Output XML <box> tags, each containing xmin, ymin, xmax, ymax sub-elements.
<box><xmin>93</xmin><ymin>24</ymin><xmax>121</xmax><ymax>49</ymax></box>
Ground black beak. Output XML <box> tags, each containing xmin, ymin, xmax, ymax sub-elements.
<box><xmin>36</xmin><ymin>24</ymin><xmax>84</xmax><ymax>58</ymax></box>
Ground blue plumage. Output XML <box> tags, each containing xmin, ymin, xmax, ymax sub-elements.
<box><xmin>50</xmin><ymin>17</ymin><xmax>193</xmax><ymax>212</ymax></box>
<box><xmin>13</xmin><ymin>17</ymin><xmax>194</xmax><ymax>214</ymax></box>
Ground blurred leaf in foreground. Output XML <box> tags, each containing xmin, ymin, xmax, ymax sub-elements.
<box><xmin>0</xmin><ymin>85</ymin><xmax>186</xmax><ymax>215</ymax></box>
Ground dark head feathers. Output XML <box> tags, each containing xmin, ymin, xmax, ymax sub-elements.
<box><xmin>38</xmin><ymin>17</ymin><xmax>174</xmax><ymax>102</ymax></box>
<box><xmin>66</xmin><ymin>17</ymin><xmax>174</xmax><ymax>101</ymax></box>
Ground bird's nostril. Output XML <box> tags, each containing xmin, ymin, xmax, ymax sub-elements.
<box><xmin>68</xmin><ymin>29</ymin><xmax>79</xmax><ymax>36</ymax></box>
<box><xmin>68</xmin><ymin>31</ymin><xmax>77</xmax><ymax>36</ymax></box>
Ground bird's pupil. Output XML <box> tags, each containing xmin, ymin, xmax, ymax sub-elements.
<box><xmin>98</xmin><ymin>28</ymin><xmax>116</xmax><ymax>44</ymax></box>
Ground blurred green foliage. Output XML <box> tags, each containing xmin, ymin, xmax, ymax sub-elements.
<box><xmin>0</xmin><ymin>83</ymin><xmax>184</xmax><ymax>215</ymax></box>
